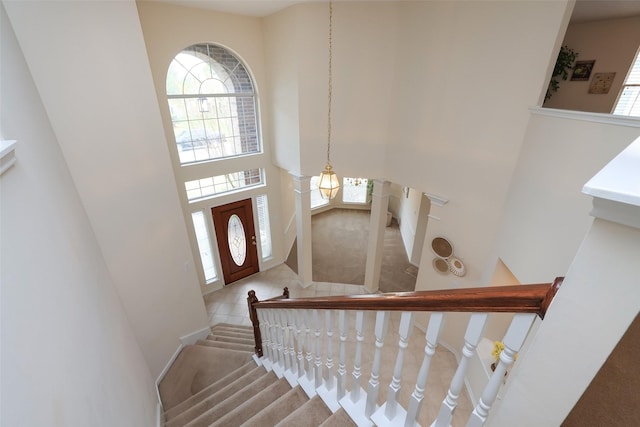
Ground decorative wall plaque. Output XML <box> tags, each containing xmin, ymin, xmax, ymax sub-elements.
<box><xmin>588</xmin><ymin>72</ymin><xmax>616</xmax><ymax>94</ymax></box>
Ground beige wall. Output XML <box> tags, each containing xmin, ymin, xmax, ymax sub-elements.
<box><xmin>4</xmin><ymin>0</ymin><xmax>209</xmax><ymax>377</ymax></box>
<box><xmin>394</xmin><ymin>0</ymin><xmax>568</xmax><ymax>299</ymax></box>
<box><xmin>543</xmin><ymin>15</ymin><xmax>640</xmax><ymax>113</ymax></box>
<box><xmin>1</xmin><ymin>4</ymin><xmax>157</xmax><ymax>424</ymax></box>
<box><xmin>493</xmin><ymin>110</ymin><xmax>640</xmax><ymax>284</ymax></box>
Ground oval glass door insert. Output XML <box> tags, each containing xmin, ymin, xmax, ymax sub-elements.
<box><xmin>227</xmin><ymin>214</ymin><xmax>247</xmax><ymax>266</ymax></box>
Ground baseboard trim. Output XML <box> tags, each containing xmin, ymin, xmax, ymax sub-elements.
<box><xmin>156</xmin><ymin>402</ymin><xmax>163</xmax><ymax>427</ymax></box>
<box><xmin>180</xmin><ymin>326</ymin><xmax>212</xmax><ymax>346</ymax></box>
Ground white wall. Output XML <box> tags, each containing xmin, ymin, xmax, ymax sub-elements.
<box><xmin>0</xmin><ymin>4</ymin><xmax>157</xmax><ymax>425</ymax></box>
<box><xmin>264</xmin><ymin>5</ymin><xmax>302</xmax><ymax>174</ymax></box>
<box><xmin>543</xmin><ymin>15</ymin><xmax>640</xmax><ymax>113</ymax></box>
<box><xmin>3</xmin><ymin>0</ymin><xmax>209</xmax><ymax>377</ymax></box>
<box><xmin>494</xmin><ymin>110</ymin><xmax>640</xmax><ymax>284</ymax></box>
<box><xmin>391</xmin><ymin>0</ymin><xmax>569</xmax><ymax>299</ymax></box>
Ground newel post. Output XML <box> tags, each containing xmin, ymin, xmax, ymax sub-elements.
<box><xmin>247</xmin><ymin>290</ymin><xmax>263</xmax><ymax>357</ymax></box>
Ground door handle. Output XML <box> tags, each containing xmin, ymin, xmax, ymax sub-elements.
<box><xmin>251</xmin><ymin>236</ymin><xmax>256</xmax><ymax>245</ymax></box>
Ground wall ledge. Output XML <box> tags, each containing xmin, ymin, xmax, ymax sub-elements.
<box><xmin>583</xmin><ymin>135</ymin><xmax>640</xmax><ymax>229</ymax></box>
<box><xmin>530</xmin><ymin>107</ymin><xmax>640</xmax><ymax>128</ymax></box>
<box><xmin>0</xmin><ymin>140</ymin><xmax>17</xmax><ymax>175</ymax></box>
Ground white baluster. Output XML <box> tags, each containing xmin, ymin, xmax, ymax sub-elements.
<box><xmin>337</xmin><ymin>310</ymin><xmax>347</xmax><ymax>401</ymax></box>
<box><xmin>365</xmin><ymin>311</ymin><xmax>390</xmax><ymax>417</ymax></box>
<box><xmin>271</xmin><ymin>309</ymin><xmax>285</xmax><ymax>378</ymax></box>
<box><xmin>340</xmin><ymin>310</ymin><xmax>373</xmax><ymax>427</ymax></box>
<box><xmin>284</xmin><ymin>310</ymin><xmax>299</xmax><ymax>387</ymax></box>
<box><xmin>294</xmin><ymin>309</ymin><xmax>306</xmax><ymax>379</ymax></box>
<box><xmin>257</xmin><ymin>310</ymin><xmax>273</xmax><ymax>372</ymax></box>
<box><xmin>466</xmin><ymin>313</ymin><xmax>537</xmax><ymax>427</ymax></box>
<box><xmin>266</xmin><ymin>310</ymin><xmax>279</xmax><ymax>374</ymax></box>
<box><xmin>372</xmin><ymin>312</ymin><xmax>414</xmax><ymax>426</ymax></box>
<box><xmin>318</xmin><ymin>310</ymin><xmax>341</xmax><ymax>412</ymax></box>
<box><xmin>313</xmin><ymin>309</ymin><xmax>323</xmax><ymax>389</ymax></box>
<box><xmin>299</xmin><ymin>309</ymin><xmax>317</xmax><ymax>398</ymax></box>
<box><xmin>280</xmin><ymin>310</ymin><xmax>292</xmax><ymax>375</ymax></box>
<box><xmin>432</xmin><ymin>313</ymin><xmax>488</xmax><ymax>427</ymax></box>
<box><xmin>405</xmin><ymin>312</ymin><xmax>445</xmax><ymax>427</ymax></box>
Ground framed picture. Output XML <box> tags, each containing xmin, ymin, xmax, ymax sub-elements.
<box><xmin>571</xmin><ymin>60</ymin><xmax>595</xmax><ymax>81</ymax></box>
<box><xmin>589</xmin><ymin>72</ymin><xmax>616</xmax><ymax>94</ymax></box>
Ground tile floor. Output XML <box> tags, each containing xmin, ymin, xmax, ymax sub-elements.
<box><xmin>203</xmin><ymin>263</ymin><xmax>473</xmax><ymax>425</ymax></box>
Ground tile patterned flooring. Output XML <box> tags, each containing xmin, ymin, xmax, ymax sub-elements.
<box><xmin>203</xmin><ymin>264</ymin><xmax>473</xmax><ymax>425</ymax></box>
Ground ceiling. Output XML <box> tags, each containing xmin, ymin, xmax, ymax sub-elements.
<box><xmin>158</xmin><ymin>0</ymin><xmax>640</xmax><ymax>21</ymax></box>
<box><xmin>571</xmin><ymin>0</ymin><xmax>640</xmax><ymax>23</ymax></box>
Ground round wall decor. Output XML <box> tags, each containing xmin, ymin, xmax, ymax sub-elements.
<box><xmin>431</xmin><ymin>237</ymin><xmax>453</xmax><ymax>258</ymax></box>
<box><xmin>448</xmin><ymin>256</ymin><xmax>466</xmax><ymax>277</ymax></box>
<box><xmin>432</xmin><ymin>257</ymin><xmax>450</xmax><ymax>274</ymax></box>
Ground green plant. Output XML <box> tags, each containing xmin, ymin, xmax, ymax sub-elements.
<box><xmin>545</xmin><ymin>45</ymin><xmax>578</xmax><ymax>101</ymax></box>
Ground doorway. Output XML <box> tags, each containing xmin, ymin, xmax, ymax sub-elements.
<box><xmin>211</xmin><ymin>198</ymin><xmax>259</xmax><ymax>285</ymax></box>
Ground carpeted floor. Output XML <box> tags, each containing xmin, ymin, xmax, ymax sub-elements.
<box><xmin>286</xmin><ymin>208</ymin><xmax>418</xmax><ymax>293</ymax></box>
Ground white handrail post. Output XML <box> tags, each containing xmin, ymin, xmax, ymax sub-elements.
<box><xmin>339</xmin><ymin>310</ymin><xmax>373</xmax><ymax>427</ymax></box>
<box><xmin>299</xmin><ymin>309</ymin><xmax>318</xmax><ymax>398</ymax></box>
<box><xmin>405</xmin><ymin>312</ymin><xmax>445</xmax><ymax>427</ymax></box>
<box><xmin>372</xmin><ymin>311</ymin><xmax>414</xmax><ymax>426</ymax></box>
<box><xmin>466</xmin><ymin>313</ymin><xmax>537</xmax><ymax>427</ymax></box>
<box><xmin>432</xmin><ymin>313</ymin><xmax>488</xmax><ymax>427</ymax></box>
<box><xmin>365</xmin><ymin>311</ymin><xmax>390</xmax><ymax>417</ymax></box>
<box><xmin>318</xmin><ymin>310</ymin><xmax>341</xmax><ymax>412</ymax></box>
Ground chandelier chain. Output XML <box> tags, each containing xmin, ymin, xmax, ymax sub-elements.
<box><xmin>327</xmin><ymin>1</ymin><xmax>333</xmax><ymax>164</ymax></box>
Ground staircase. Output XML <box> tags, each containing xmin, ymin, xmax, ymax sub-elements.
<box><xmin>159</xmin><ymin>323</ymin><xmax>355</xmax><ymax>427</ymax></box>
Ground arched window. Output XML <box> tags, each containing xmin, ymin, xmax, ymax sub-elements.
<box><xmin>166</xmin><ymin>43</ymin><xmax>260</xmax><ymax>164</ymax></box>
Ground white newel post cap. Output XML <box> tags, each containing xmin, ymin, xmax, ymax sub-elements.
<box><xmin>582</xmin><ymin>135</ymin><xmax>640</xmax><ymax>230</ymax></box>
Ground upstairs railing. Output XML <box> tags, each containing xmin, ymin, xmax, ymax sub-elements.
<box><xmin>247</xmin><ymin>278</ymin><xmax>562</xmax><ymax>427</ymax></box>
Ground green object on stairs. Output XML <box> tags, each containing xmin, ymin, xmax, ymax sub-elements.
<box><xmin>159</xmin><ymin>323</ymin><xmax>356</xmax><ymax>427</ymax></box>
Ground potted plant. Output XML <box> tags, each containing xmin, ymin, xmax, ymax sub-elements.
<box><xmin>545</xmin><ymin>45</ymin><xmax>578</xmax><ymax>101</ymax></box>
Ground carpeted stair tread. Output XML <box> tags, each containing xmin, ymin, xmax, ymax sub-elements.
<box><xmin>207</xmin><ymin>377</ymin><xmax>293</xmax><ymax>427</ymax></box>
<box><xmin>210</xmin><ymin>326</ymin><xmax>254</xmax><ymax>338</ymax></box>
<box><xmin>206</xmin><ymin>334</ymin><xmax>255</xmax><ymax>345</ymax></box>
<box><xmin>163</xmin><ymin>361</ymin><xmax>259</xmax><ymax>421</ymax></box>
<box><xmin>208</xmin><ymin>330</ymin><xmax>254</xmax><ymax>342</ymax></box>
<box><xmin>159</xmin><ymin>345</ymin><xmax>253</xmax><ymax>410</ymax></box>
<box><xmin>275</xmin><ymin>395</ymin><xmax>332</xmax><ymax>427</ymax></box>
<box><xmin>196</xmin><ymin>339</ymin><xmax>254</xmax><ymax>353</ymax></box>
<box><xmin>166</xmin><ymin>368</ymin><xmax>275</xmax><ymax>427</ymax></box>
<box><xmin>212</xmin><ymin>323</ymin><xmax>253</xmax><ymax>333</ymax></box>
<box><xmin>319</xmin><ymin>408</ymin><xmax>357</xmax><ymax>427</ymax></box>
<box><xmin>211</xmin><ymin>328</ymin><xmax>253</xmax><ymax>340</ymax></box>
<box><xmin>183</xmin><ymin>372</ymin><xmax>283</xmax><ymax>427</ymax></box>
<box><xmin>242</xmin><ymin>385</ymin><xmax>308</xmax><ymax>427</ymax></box>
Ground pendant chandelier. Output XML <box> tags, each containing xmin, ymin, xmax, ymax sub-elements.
<box><xmin>318</xmin><ymin>1</ymin><xmax>340</xmax><ymax>200</ymax></box>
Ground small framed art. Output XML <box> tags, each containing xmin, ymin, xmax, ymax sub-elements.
<box><xmin>571</xmin><ymin>60</ymin><xmax>595</xmax><ymax>81</ymax></box>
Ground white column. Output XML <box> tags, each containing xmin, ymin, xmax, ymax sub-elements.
<box><xmin>291</xmin><ymin>173</ymin><xmax>313</xmax><ymax>286</ymax></box>
<box><xmin>365</xmin><ymin>179</ymin><xmax>391</xmax><ymax>293</ymax></box>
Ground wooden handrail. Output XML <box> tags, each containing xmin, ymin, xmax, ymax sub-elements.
<box><xmin>251</xmin><ymin>277</ymin><xmax>563</xmax><ymax>320</ymax></box>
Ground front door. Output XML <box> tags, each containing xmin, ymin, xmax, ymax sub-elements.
<box><xmin>211</xmin><ymin>198</ymin><xmax>260</xmax><ymax>285</ymax></box>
